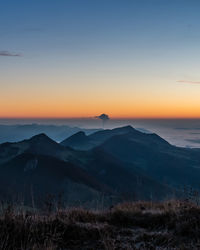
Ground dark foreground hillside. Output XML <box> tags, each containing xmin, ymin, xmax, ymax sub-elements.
<box><xmin>1</xmin><ymin>200</ymin><xmax>200</xmax><ymax>249</ymax></box>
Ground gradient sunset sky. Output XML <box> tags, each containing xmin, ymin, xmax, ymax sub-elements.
<box><xmin>1</xmin><ymin>0</ymin><xmax>200</xmax><ymax>118</ymax></box>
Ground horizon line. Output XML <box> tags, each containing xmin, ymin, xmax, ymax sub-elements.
<box><xmin>1</xmin><ymin>116</ymin><xmax>200</xmax><ymax>120</ymax></box>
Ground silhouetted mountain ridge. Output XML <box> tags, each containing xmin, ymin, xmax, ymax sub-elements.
<box><xmin>61</xmin><ymin>125</ymin><xmax>143</xmax><ymax>150</ymax></box>
<box><xmin>0</xmin><ymin>124</ymin><xmax>100</xmax><ymax>144</ymax></box>
<box><xmin>1</xmin><ymin>125</ymin><xmax>200</xmax><ymax>206</ymax></box>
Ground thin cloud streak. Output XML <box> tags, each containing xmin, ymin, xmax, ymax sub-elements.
<box><xmin>0</xmin><ymin>51</ymin><xmax>21</xmax><ymax>57</ymax></box>
<box><xmin>177</xmin><ymin>80</ymin><xmax>200</xmax><ymax>84</ymax></box>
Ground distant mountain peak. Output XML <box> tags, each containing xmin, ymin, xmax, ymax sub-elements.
<box><xmin>113</xmin><ymin>125</ymin><xmax>135</xmax><ymax>132</ymax></box>
<box><xmin>60</xmin><ymin>130</ymin><xmax>91</xmax><ymax>149</ymax></box>
<box><xmin>61</xmin><ymin>131</ymin><xmax>87</xmax><ymax>143</ymax></box>
<box><xmin>30</xmin><ymin>133</ymin><xmax>49</xmax><ymax>139</ymax></box>
<box><xmin>26</xmin><ymin>133</ymin><xmax>62</xmax><ymax>152</ymax></box>
<box><xmin>29</xmin><ymin>133</ymin><xmax>55</xmax><ymax>143</ymax></box>
<box><xmin>120</xmin><ymin>125</ymin><xmax>133</xmax><ymax>129</ymax></box>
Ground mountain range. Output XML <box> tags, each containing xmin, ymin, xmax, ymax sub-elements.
<box><xmin>0</xmin><ymin>125</ymin><xmax>200</xmax><ymax>207</ymax></box>
<box><xmin>0</xmin><ymin>124</ymin><xmax>100</xmax><ymax>144</ymax></box>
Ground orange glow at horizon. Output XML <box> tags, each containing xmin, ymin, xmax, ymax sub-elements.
<box><xmin>1</xmin><ymin>69</ymin><xmax>200</xmax><ymax>119</ymax></box>
<box><xmin>1</xmin><ymin>99</ymin><xmax>200</xmax><ymax>119</ymax></box>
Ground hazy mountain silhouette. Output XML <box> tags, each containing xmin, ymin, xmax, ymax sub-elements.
<box><xmin>0</xmin><ymin>133</ymin><xmax>76</xmax><ymax>165</ymax></box>
<box><xmin>0</xmin><ymin>124</ymin><xmax>100</xmax><ymax>144</ymax></box>
<box><xmin>61</xmin><ymin>125</ymin><xmax>137</xmax><ymax>150</ymax></box>
<box><xmin>61</xmin><ymin>131</ymin><xmax>93</xmax><ymax>150</ymax></box>
<box><xmin>0</xmin><ymin>128</ymin><xmax>176</xmax><ymax>205</ymax></box>
<box><xmin>2</xmin><ymin>125</ymin><xmax>200</xmax><ymax>206</ymax></box>
<box><xmin>97</xmin><ymin>130</ymin><xmax>200</xmax><ymax>189</ymax></box>
<box><xmin>62</xmin><ymin>125</ymin><xmax>200</xmax><ymax>191</ymax></box>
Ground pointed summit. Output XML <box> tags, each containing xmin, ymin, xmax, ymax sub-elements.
<box><xmin>112</xmin><ymin>125</ymin><xmax>136</xmax><ymax>133</ymax></box>
<box><xmin>29</xmin><ymin>133</ymin><xmax>55</xmax><ymax>143</ymax></box>
<box><xmin>61</xmin><ymin>131</ymin><xmax>92</xmax><ymax>150</ymax></box>
<box><xmin>18</xmin><ymin>133</ymin><xmax>67</xmax><ymax>157</ymax></box>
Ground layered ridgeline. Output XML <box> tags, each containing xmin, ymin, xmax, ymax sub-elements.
<box><xmin>0</xmin><ymin>124</ymin><xmax>99</xmax><ymax>143</ymax></box>
<box><xmin>1</xmin><ymin>126</ymin><xmax>200</xmax><ymax>207</ymax></box>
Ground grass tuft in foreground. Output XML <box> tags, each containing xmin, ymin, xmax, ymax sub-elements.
<box><xmin>0</xmin><ymin>200</ymin><xmax>200</xmax><ymax>249</ymax></box>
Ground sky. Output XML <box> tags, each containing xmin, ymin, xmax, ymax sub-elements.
<box><xmin>1</xmin><ymin>0</ymin><xmax>200</xmax><ymax>118</ymax></box>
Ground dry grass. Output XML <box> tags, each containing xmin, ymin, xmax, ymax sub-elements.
<box><xmin>0</xmin><ymin>200</ymin><xmax>200</xmax><ymax>249</ymax></box>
